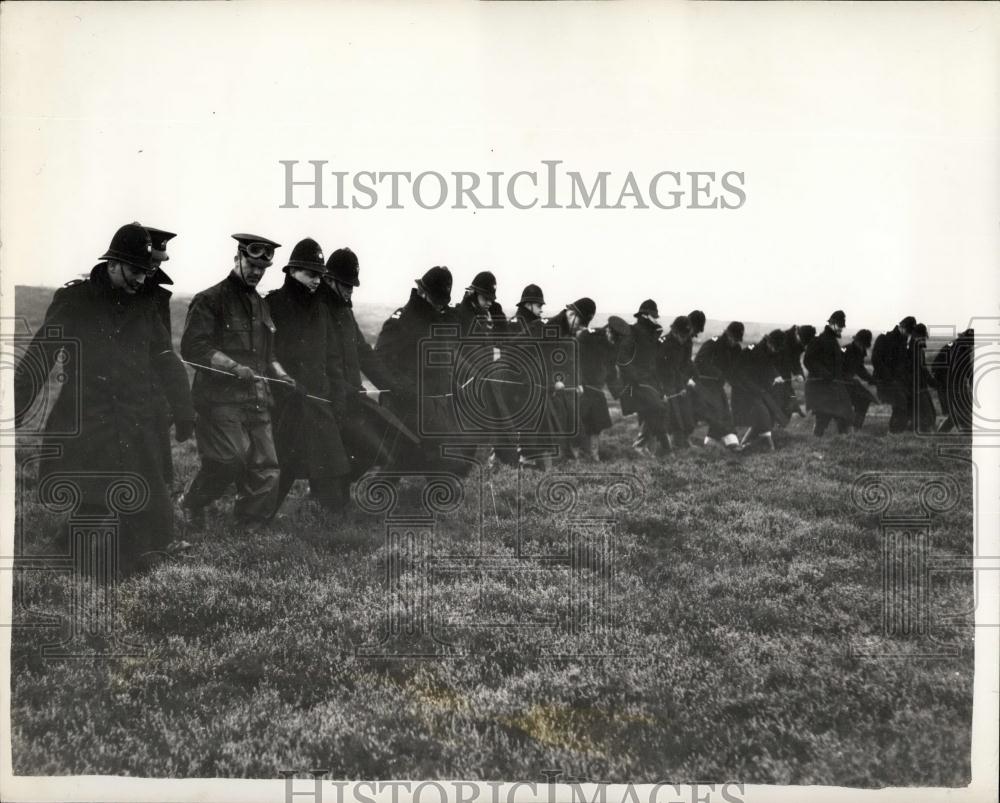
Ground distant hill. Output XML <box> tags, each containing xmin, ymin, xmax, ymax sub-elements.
<box><xmin>15</xmin><ymin>285</ymin><xmax>805</xmax><ymax>347</ymax></box>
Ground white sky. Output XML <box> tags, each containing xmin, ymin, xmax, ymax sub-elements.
<box><xmin>2</xmin><ymin>0</ymin><xmax>998</xmax><ymax>331</ymax></box>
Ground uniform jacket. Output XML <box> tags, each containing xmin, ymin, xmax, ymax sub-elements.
<box><xmin>181</xmin><ymin>273</ymin><xmax>278</xmax><ymax>409</ymax></box>
<box><xmin>454</xmin><ymin>294</ymin><xmax>508</xmax><ymax>339</ymax></box>
<box><xmin>617</xmin><ymin>317</ymin><xmax>663</xmax><ymax>390</ymax></box>
<box><xmin>267</xmin><ymin>275</ymin><xmax>349</xmax><ymax>480</ymax></box>
<box><xmin>658</xmin><ymin>334</ymin><xmax>695</xmax><ymax>394</ymax></box>
<box><xmin>510</xmin><ymin>304</ymin><xmax>545</xmax><ymax>338</ymax></box>
<box><xmin>803</xmin><ymin>326</ymin><xmax>852</xmax><ymax>419</ymax></box>
<box><xmin>579</xmin><ymin>328</ymin><xmax>621</xmax><ymax>395</ymax></box>
<box><xmin>14</xmin><ymin>264</ymin><xmax>193</xmax><ymax>502</ymax></box>
<box><xmin>267</xmin><ymin>275</ymin><xmax>344</xmax><ymax>407</ymax></box>
<box><xmin>842</xmin><ymin>342</ymin><xmax>874</xmax><ymax>383</ymax></box>
<box><xmin>693</xmin><ymin>336</ymin><xmax>741</xmax><ymax>386</ymax></box>
<box><xmin>319</xmin><ymin>283</ymin><xmax>399</xmax><ymax>394</ymax></box>
<box><xmin>779</xmin><ymin>327</ymin><xmax>806</xmax><ymax>380</ymax></box>
<box><xmin>871</xmin><ymin>328</ymin><xmax>912</xmax><ymax>384</ymax></box>
<box><xmin>376</xmin><ymin>289</ymin><xmax>456</xmax><ymax>402</ymax></box>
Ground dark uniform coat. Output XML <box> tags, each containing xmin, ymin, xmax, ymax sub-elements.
<box><xmin>657</xmin><ymin>334</ymin><xmax>697</xmax><ymax>436</ymax></box>
<box><xmin>145</xmin><ymin>282</ymin><xmax>178</xmax><ymax>483</ymax></box>
<box><xmin>731</xmin><ymin>342</ymin><xmax>788</xmax><ymax>431</ymax></box>
<box><xmin>453</xmin><ymin>293</ymin><xmax>513</xmax><ymax>443</ymax></box>
<box><xmin>909</xmin><ymin>337</ymin><xmax>937</xmax><ymax>432</ymax></box>
<box><xmin>775</xmin><ymin>326</ymin><xmax>807</xmax><ymax>417</ymax></box>
<box><xmin>692</xmin><ymin>336</ymin><xmax>740</xmax><ymax>438</ymax></box>
<box><xmin>267</xmin><ymin>276</ymin><xmax>350</xmax><ymax>497</ymax></box>
<box><xmin>320</xmin><ymin>283</ymin><xmax>406</xmax><ymax>478</ymax></box>
<box><xmin>871</xmin><ymin>328</ymin><xmax>912</xmax><ymax>408</ymax></box>
<box><xmin>577</xmin><ymin>328</ymin><xmax>618</xmax><ymax>435</ymax></box>
<box><xmin>15</xmin><ymin>264</ymin><xmax>194</xmax><ymax>561</ymax></box>
<box><xmin>841</xmin><ymin>341</ymin><xmax>878</xmax><ymax>427</ymax></box>
<box><xmin>375</xmin><ymin>289</ymin><xmax>460</xmax><ymax>469</ymax></box>
<box><xmin>617</xmin><ymin>317</ymin><xmax>667</xmax><ymax>422</ymax></box>
<box><xmin>803</xmin><ymin>326</ymin><xmax>853</xmax><ymax>421</ymax></box>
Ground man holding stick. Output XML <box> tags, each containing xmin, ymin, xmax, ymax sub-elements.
<box><xmin>179</xmin><ymin>233</ymin><xmax>301</xmax><ymax>530</ymax></box>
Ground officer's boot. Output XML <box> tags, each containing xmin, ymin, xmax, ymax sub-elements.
<box><xmin>588</xmin><ymin>436</ymin><xmax>601</xmax><ymax>463</ymax></box>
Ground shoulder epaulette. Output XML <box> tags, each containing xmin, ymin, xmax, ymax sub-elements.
<box><xmin>390</xmin><ymin>308</ymin><xmax>403</xmax><ymax>320</ymax></box>
<box><xmin>63</xmin><ymin>278</ymin><xmax>86</xmax><ymax>287</ymax></box>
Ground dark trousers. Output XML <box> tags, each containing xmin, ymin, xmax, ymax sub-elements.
<box><xmin>815</xmin><ymin>412</ymin><xmax>850</xmax><ymax>436</ymax></box>
<box><xmin>185</xmin><ymin>404</ymin><xmax>280</xmax><ymax>523</ymax></box>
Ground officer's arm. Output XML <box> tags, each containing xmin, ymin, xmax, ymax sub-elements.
<box><xmin>356</xmin><ymin>319</ymin><xmax>403</xmax><ymax>391</ymax></box>
<box><xmin>180</xmin><ymin>293</ymin><xmax>233</xmax><ymax>370</ymax></box>
<box><xmin>857</xmin><ymin>356</ymin><xmax>874</xmax><ymax>383</ymax></box>
<box><xmin>324</xmin><ymin>316</ymin><xmax>348</xmax><ymax>414</ymax></box>
<box><xmin>150</xmin><ymin>314</ymin><xmax>195</xmax><ymax>425</ymax></box>
<box><xmin>14</xmin><ymin>288</ymin><xmax>73</xmax><ymax>422</ymax></box>
<box><xmin>606</xmin><ymin>344</ymin><xmax>625</xmax><ymax>398</ymax></box>
<box><xmin>615</xmin><ymin>336</ymin><xmax>637</xmax><ymax>382</ymax></box>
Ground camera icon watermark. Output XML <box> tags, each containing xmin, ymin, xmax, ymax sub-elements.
<box><xmin>914</xmin><ymin>317</ymin><xmax>998</xmax><ymax>440</ymax></box>
<box><xmin>0</xmin><ymin>319</ymin><xmax>81</xmax><ymax>439</ymax></box>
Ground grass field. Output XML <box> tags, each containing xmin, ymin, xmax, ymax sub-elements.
<box><xmin>8</xmin><ymin>287</ymin><xmax>974</xmax><ymax>786</ymax></box>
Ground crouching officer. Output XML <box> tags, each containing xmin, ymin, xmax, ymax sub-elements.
<box><xmin>179</xmin><ymin>233</ymin><xmax>298</xmax><ymax>529</ymax></box>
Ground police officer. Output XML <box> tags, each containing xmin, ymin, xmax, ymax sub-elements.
<box><xmin>691</xmin><ymin>321</ymin><xmax>744</xmax><ymax>450</ymax></box>
<box><xmin>842</xmin><ymin>328</ymin><xmax>878</xmax><ymax>430</ymax></box>
<box><xmin>657</xmin><ymin>315</ymin><xmax>698</xmax><ymax>449</ymax></box>
<box><xmin>910</xmin><ymin>322</ymin><xmax>938</xmax><ymax>433</ymax></box>
<box><xmin>803</xmin><ymin>310</ymin><xmax>853</xmax><ymax>436</ymax></box>
<box><xmin>618</xmin><ymin>299</ymin><xmax>670</xmax><ymax>457</ymax></box>
<box><xmin>732</xmin><ymin>329</ymin><xmax>788</xmax><ymax>451</ymax></box>
<box><xmin>137</xmin><ymin>225</ymin><xmax>193</xmax><ymax>486</ymax></box>
<box><xmin>872</xmin><ymin>315</ymin><xmax>916</xmax><ymax>433</ymax></box>
<box><xmin>15</xmin><ymin>223</ymin><xmax>195</xmax><ymax>576</ymax></box>
<box><xmin>511</xmin><ymin>284</ymin><xmax>546</xmax><ymax>336</ymax></box>
<box><xmin>267</xmin><ymin>238</ymin><xmax>350</xmax><ymax>513</ymax></box>
<box><xmin>540</xmin><ymin>298</ymin><xmax>594</xmax><ymax>464</ymax></box>
<box><xmin>179</xmin><ymin>233</ymin><xmax>298</xmax><ymax>529</ymax></box>
<box><xmin>453</xmin><ymin>271</ymin><xmax>513</xmax><ymax>463</ymax></box>
<box><xmin>375</xmin><ymin>266</ymin><xmax>460</xmax><ymax>471</ymax></box>
<box><xmin>319</xmin><ymin>247</ymin><xmax>407</xmax><ymax>485</ymax></box>
<box><xmin>776</xmin><ymin>324</ymin><xmax>815</xmax><ymax>418</ymax></box>
<box><xmin>575</xmin><ymin>315</ymin><xmax>628</xmax><ymax>461</ymax></box>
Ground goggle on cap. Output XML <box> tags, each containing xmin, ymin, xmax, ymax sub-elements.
<box><xmin>232</xmin><ymin>233</ymin><xmax>282</xmax><ymax>266</ymax></box>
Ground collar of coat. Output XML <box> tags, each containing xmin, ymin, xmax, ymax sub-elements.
<box><xmin>88</xmin><ymin>262</ymin><xmax>143</xmax><ymax>307</ymax></box>
<box><xmin>279</xmin><ymin>272</ymin><xmax>320</xmax><ymax>307</ymax></box>
<box><xmin>515</xmin><ymin>304</ymin><xmax>541</xmax><ymax>324</ymax></box>
<box><xmin>226</xmin><ymin>271</ymin><xmax>260</xmax><ymax>295</ymax></box>
<box><xmin>403</xmin><ymin>287</ymin><xmax>443</xmax><ymax>321</ymax></box>
<box><xmin>320</xmin><ymin>282</ymin><xmax>352</xmax><ymax>309</ymax></box>
<box><xmin>633</xmin><ymin>316</ymin><xmax>663</xmax><ymax>339</ymax></box>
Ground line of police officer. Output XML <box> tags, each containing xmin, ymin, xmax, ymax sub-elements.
<box><xmin>15</xmin><ymin>224</ymin><xmax>975</xmax><ymax>577</ymax></box>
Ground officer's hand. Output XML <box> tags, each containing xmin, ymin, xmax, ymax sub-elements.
<box><xmin>554</xmin><ymin>380</ymin><xmax>566</xmax><ymax>391</ymax></box>
<box><xmin>687</xmin><ymin>378</ymin><xmax>697</xmax><ymax>388</ymax></box>
<box><xmin>232</xmin><ymin>364</ymin><xmax>256</xmax><ymax>382</ymax></box>
<box><xmin>285</xmin><ymin>378</ymin><xmax>308</xmax><ymax>398</ymax></box>
<box><xmin>773</xmin><ymin>376</ymin><xmax>785</xmax><ymax>384</ymax></box>
<box><xmin>576</xmin><ymin>385</ymin><xmax>585</xmax><ymax>395</ymax></box>
<box><xmin>174</xmin><ymin>418</ymin><xmax>196</xmax><ymax>443</ymax></box>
